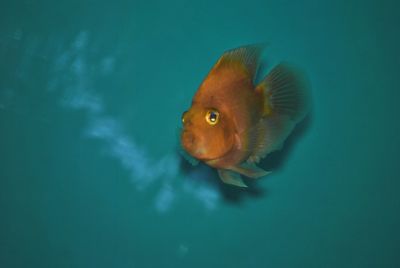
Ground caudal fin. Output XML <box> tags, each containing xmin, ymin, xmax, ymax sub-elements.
<box><xmin>248</xmin><ymin>63</ymin><xmax>311</xmax><ymax>163</ymax></box>
<box><xmin>257</xmin><ymin>63</ymin><xmax>310</xmax><ymax>122</ymax></box>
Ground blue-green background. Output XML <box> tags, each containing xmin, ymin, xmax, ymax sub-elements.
<box><xmin>1</xmin><ymin>0</ymin><xmax>399</xmax><ymax>267</ymax></box>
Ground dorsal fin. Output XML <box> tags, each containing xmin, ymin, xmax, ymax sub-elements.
<box><xmin>213</xmin><ymin>44</ymin><xmax>265</xmax><ymax>80</ymax></box>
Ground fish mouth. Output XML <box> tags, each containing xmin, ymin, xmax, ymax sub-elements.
<box><xmin>180</xmin><ymin>129</ymin><xmax>234</xmax><ymax>163</ymax></box>
<box><xmin>180</xmin><ymin>130</ymin><xmax>197</xmax><ymax>156</ymax></box>
<box><xmin>181</xmin><ymin>130</ymin><xmax>194</xmax><ymax>147</ymax></box>
<box><xmin>181</xmin><ymin>130</ymin><xmax>215</xmax><ymax>161</ymax></box>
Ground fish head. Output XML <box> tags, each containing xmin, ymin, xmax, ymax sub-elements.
<box><xmin>180</xmin><ymin>104</ymin><xmax>235</xmax><ymax>161</ymax></box>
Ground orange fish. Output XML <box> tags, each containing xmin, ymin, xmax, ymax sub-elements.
<box><xmin>181</xmin><ymin>44</ymin><xmax>309</xmax><ymax>187</ymax></box>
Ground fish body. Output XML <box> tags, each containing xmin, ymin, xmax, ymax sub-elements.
<box><xmin>181</xmin><ymin>45</ymin><xmax>309</xmax><ymax>187</ymax></box>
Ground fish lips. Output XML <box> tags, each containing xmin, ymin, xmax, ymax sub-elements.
<box><xmin>181</xmin><ymin>130</ymin><xmax>208</xmax><ymax>160</ymax></box>
<box><xmin>181</xmin><ymin>130</ymin><xmax>196</xmax><ymax>154</ymax></box>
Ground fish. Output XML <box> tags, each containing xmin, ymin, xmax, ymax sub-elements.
<box><xmin>180</xmin><ymin>44</ymin><xmax>310</xmax><ymax>187</ymax></box>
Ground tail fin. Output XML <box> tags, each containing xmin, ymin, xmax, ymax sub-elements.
<box><xmin>248</xmin><ymin>63</ymin><xmax>310</xmax><ymax>163</ymax></box>
<box><xmin>257</xmin><ymin>63</ymin><xmax>310</xmax><ymax>122</ymax></box>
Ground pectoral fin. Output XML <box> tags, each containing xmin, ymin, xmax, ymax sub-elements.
<box><xmin>230</xmin><ymin>162</ymin><xmax>271</xmax><ymax>178</ymax></box>
<box><xmin>217</xmin><ymin>169</ymin><xmax>247</xmax><ymax>188</ymax></box>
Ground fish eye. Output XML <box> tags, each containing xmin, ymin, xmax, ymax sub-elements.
<box><xmin>205</xmin><ymin>110</ymin><xmax>219</xmax><ymax>125</ymax></box>
<box><xmin>182</xmin><ymin>111</ymin><xmax>187</xmax><ymax>124</ymax></box>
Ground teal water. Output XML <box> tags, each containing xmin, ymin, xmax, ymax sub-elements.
<box><xmin>1</xmin><ymin>0</ymin><xmax>399</xmax><ymax>267</ymax></box>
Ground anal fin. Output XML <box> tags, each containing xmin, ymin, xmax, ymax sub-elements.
<box><xmin>230</xmin><ymin>162</ymin><xmax>271</xmax><ymax>178</ymax></box>
<box><xmin>217</xmin><ymin>169</ymin><xmax>247</xmax><ymax>188</ymax></box>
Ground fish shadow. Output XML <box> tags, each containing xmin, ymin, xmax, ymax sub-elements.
<box><xmin>178</xmin><ymin>156</ymin><xmax>266</xmax><ymax>204</ymax></box>
<box><xmin>177</xmin><ymin>113</ymin><xmax>312</xmax><ymax>205</ymax></box>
